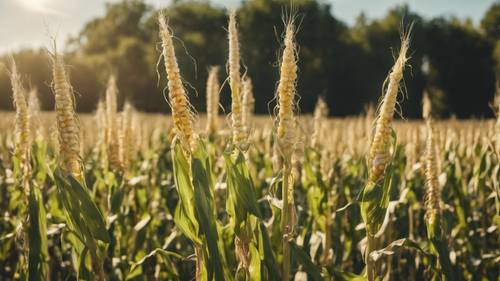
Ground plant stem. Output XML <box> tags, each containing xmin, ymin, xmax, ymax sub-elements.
<box><xmin>322</xmin><ymin>189</ymin><xmax>332</xmax><ymax>266</ymax></box>
<box><xmin>366</xmin><ymin>234</ymin><xmax>376</xmax><ymax>281</ymax></box>
<box><xmin>386</xmin><ymin>222</ymin><xmax>393</xmax><ymax>281</ymax></box>
<box><xmin>409</xmin><ymin>205</ymin><xmax>416</xmax><ymax>281</ymax></box>
<box><xmin>91</xmin><ymin>250</ymin><xmax>105</xmax><ymax>281</ymax></box>
<box><xmin>282</xmin><ymin>160</ymin><xmax>291</xmax><ymax>281</ymax></box>
<box><xmin>195</xmin><ymin>244</ymin><xmax>203</xmax><ymax>281</ymax></box>
<box><xmin>22</xmin><ymin>164</ymin><xmax>31</xmax><ymax>278</ymax></box>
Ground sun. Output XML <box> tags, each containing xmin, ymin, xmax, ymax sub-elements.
<box><xmin>17</xmin><ymin>0</ymin><xmax>52</xmax><ymax>13</ymax></box>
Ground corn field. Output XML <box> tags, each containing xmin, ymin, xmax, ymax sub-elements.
<box><xmin>0</xmin><ymin>9</ymin><xmax>499</xmax><ymax>281</ymax></box>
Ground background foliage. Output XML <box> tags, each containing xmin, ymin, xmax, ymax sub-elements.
<box><xmin>0</xmin><ymin>0</ymin><xmax>499</xmax><ymax>118</ymax></box>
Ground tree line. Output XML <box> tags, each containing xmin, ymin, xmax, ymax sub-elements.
<box><xmin>1</xmin><ymin>0</ymin><xmax>499</xmax><ymax>118</ymax></box>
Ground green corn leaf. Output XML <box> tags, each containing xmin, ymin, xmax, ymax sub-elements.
<box><xmin>127</xmin><ymin>248</ymin><xmax>183</xmax><ymax>279</ymax></box>
<box><xmin>303</xmin><ymin>148</ymin><xmax>329</xmax><ymax>191</ymax></box>
<box><xmin>224</xmin><ymin>150</ymin><xmax>262</xmax><ymax>234</ymax></box>
<box><xmin>171</xmin><ymin>140</ymin><xmax>200</xmax><ymax>244</ymax></box>
<box><xmin>426</xmin><ymin>216</ymin><xmax>459</xmax><ymax>281</ymax></box>
<box><xmin>27</xmin><ymin>183</ymin><xmax>48</xmax><ymax>281</ymax></box>
<box><xmin>360</xmin><ymin>160</ymin><xmax>394</xmax><ymax>235</ymax></box>
<box><xmin>174</xmin><ymin>205</ymin><xmax>201</xmax><ymax>245</ymax></box>
<box><xmin>108</xmin><ymin>174</ymin><xmax>125</xmax><ymax>214</ymax></box>
<box><xmin>56</xmin><ymin>183</ymin><xmax>91</xmax><ymax>246</ymax></box>
<box><xmin>192</xmin><ymin>140</ymin><xmax>225</xmax><ymax>281</ymax></box>
<box><xmin>369</xmin><ymin>238</ymin><xmax>426</xmax><ymax>262</ymax></box>
<box><xmin>78</xmin><ymin>247</ymin><xmax>92</xmax><ymax>281</ymax></box>
<box><xmin>290</xmin><ymin>242</ymin><xmax>323</xmax><ymax>281</ymax></box>
<box><xmin>12</xmin><ymin>154</ymin><xmax>21</xmax><ymax>182</ymax></box>
<box><xmin>32</xmin><ymin>138</ymin><xmax>49</xmax><ymax>183</ymax></box>
<box><xmin>336</xmin><ymin>201</ymin><xmax>358</xmax><ymax>214</ymax></box>
<box><xmin>63</xmin><ymin>229</ymin><xmax>86</xmax><ymax>264</ymax></box>
<box><xmin>307</xmin><ymin>185</ymin><xmax>323</xmax><ymax>218</ymax></box>
<box><xmin>248</xmin><ymin>243</ymin><xmax>261</xmax><ymax>281</ymax></box>
<box><xmin>66</xmin><ymin>174</ymin><xmax>110</xmax><ymax>243</ymax></box>
<box><xmin>54</xmin><ymin>168</ymin><xmax>109</xmax><ymax>244</ymax></box>
<box><xmin>302</xmin><ymin>148</ymin><xmax>322</xmax><ymax>188</ymax></box>
<box><xmin>331</xmin><ymin>269</ymin><xmax>367</xmax><ymax>281</ymax></box>
<box><xmin>259</xmin><ymin>222</ymin><xmax>280</xmax><ymax>281</ymax></box>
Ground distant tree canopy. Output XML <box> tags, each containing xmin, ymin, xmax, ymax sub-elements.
<box><xmin>0</xmin><ymin>0</ymin><xmax>498</xmax><ymax>118</ymax></box>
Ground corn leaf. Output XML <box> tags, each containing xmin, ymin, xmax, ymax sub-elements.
<box><xmin>192</xmin><ymin>140</ymin><xmax>225</xmax><ymax>281</ymax></box>
<box><xmin>108</xmin><ymin>173</ymin><xmax>125</xmax><ymax>214</ymax></box>
<box><xmin>127</xmin><ymin>248</ymin><xmax>183</xmax><ymax>279</ymax></box>
<box><xmin>331</xmin><ymin>269</ymin><xmax>366</xmax><ymax>281</ymax></box>
<box><xmin>360</xmin><ymin>172</ymin><xmax>393</xmax><ymax>235</ymax></box>
<box><xmin>259</xmin><ymin>222</ymin><xmax>280</xmax><ymax>281</ymax></box>
<box><xmin>77</xmin><ymin>247</ymin><xmax>92</xmax><ymax>281</ymax></box>
<box><xmin>224</xmin><ymin>150</ymin><xmax>262</xmax><ymax>235</ymax></box>
<box><xmin>369</xmin><ymin>238</ymin><xmax>425</xmax><ymax>262</ymax></box>
<box><xmin>171</xmin><ymin>140</ymin><xmax>201</xmax><ymax>244</ymax></box>
<box><xmin>53</xmin><ymin>168</ymin><xmax>110</xmax><ymax>244</ymax></box>
<box><xmin>27</xmin><ymin>182</ymin><xmax>48</xmax><ymax>281</ymax></box>
<box><xmin>426</xmin><ymin>216</ymin><xmax>459</xmax><ymax>281</ymax></box>
<box><xmin>290</xmin><ymin>242</ymin><xmax>323</xmax><ymax>281</ymax></box>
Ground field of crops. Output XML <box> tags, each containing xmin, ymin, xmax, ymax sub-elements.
<box><xmin>1</xmin><ymin>9</ymin><xmax>499</xmax><ymax>281</ymax></box>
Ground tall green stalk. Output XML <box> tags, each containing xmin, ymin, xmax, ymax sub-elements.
<box><xmin>361</xmin><ymin>28</ymin><xmax>410</xmax><ymax>280</ymax></box>
<box><xmin>281</xmin><ymin>160</ymin><xmax>292</xmax><ymax>281</ymax></box>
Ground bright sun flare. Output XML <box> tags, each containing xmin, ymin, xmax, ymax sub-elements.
<box><xmin>18</xmin><ymin>0</ymin><xmax>51</xmax><ymax>13</ymax></box>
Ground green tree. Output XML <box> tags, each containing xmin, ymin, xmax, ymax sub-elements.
<box><xmin>426</xmin><ymin>18</ymin><xmax>495</xmax><ymax>118</ymax></box>
<box><xmin>481</xmin><ymin>3</ymin><xmax>500</xmax><ymax>40</ymax></box>
<box><xmin>0</xmin><ymin>0</ymin><xmax>497</xmax><ymax>118</ymax></box>
<box><xmin>70</xmin><ymin>0</ymin><xmax>156</xmax><ymax>110</ymax></box>
<box><xmin>481</xmin><ymin>3</ymin><xmax>500</xmax><ymax>78</ymax></box>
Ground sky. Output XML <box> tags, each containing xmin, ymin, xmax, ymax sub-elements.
<box><xmin>0</xmin><ymin>0</ymin><xmax>497</xmax><ymax>53</ymax></box>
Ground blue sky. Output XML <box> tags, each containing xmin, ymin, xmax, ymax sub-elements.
<box><xmin>0</xmin><ymin>0</ymin><xmax>497</xmax><ymax>53</ymax></box>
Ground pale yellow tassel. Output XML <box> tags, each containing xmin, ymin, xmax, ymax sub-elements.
<box><xmin>276</xmin><ymin>23</ymin><xmax>298</xmax><ymax>158</ymax></box>
<box><xmin>95</xmin><ymin>100</ymin><xmax>108</xmax><ymax>168</ymax></box>
<box><xmin>105</xmin><ymin>75</ymin><xmax>121</xmax><ymax>169</ymax></box>
<box><xmin>367</xmin><ymin>31</ymin><xmax>410</xmax><ymax>184</ymax></box>
<box><xmin>51</xmin><ymin>52</ymin><xmax>83</xmax><ymax>182</ymax></box>
<box><xmin>424</xmin><ymin>121</ymin><xmax>441</xmax><ymax>225</ymax></box>
<box><xmin>311</xmin><ymin>97</ymin><xmax>328</xmax><ymax>149</ymax></box>
<box><xmin>206</xmin><ymin>66</ymin><xmax>220</xmax><ymax>135</ymax></box>
<box><xmin>423</xmin><ymin>92</ymin><xmax>441</xmax><ymax>225</ymax></box>
<box><xmin>119</xmin><ymin>102</ymin><xmax>136</xmax><ymax>173</ymax></box>
<box><xmin>10</xmin><ymin>60</ymin><xmax>30</xmax><ymax>169</ymax></box>
<box><xmin>228</xmin><ymin>10</ymin><xmax>246</xmax><ymax>148</ymax></box>
<box><xmin>159</xmin><ymin>14</ymin><xmax>196</xmax><ymax>152</ymax></box>
<box><xmin>241</xmin><ymin>76</ymin><xmax>255</xmax><ymax>138</ymax></box>
<box><xmin>28</xmin><ymin>88</ymin><xmax>42</xmax><ymax>140</ymax></box>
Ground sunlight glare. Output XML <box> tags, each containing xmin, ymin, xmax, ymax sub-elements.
<box><xmin>17</xmin><ymin>0</ymin><xmax>52</xmax><ymax>13</ymax></box>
